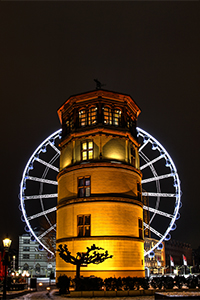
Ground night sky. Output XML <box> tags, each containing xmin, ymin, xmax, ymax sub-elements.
<box><xmin>0</xmin><ymin>2</ymin><xmax>199</xmax><ymax>252</ymax></box>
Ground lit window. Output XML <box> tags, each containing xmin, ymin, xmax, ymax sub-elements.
<box><xmin>81</xmin><ymin>141</ymin><xmax>93</xmax><ymax>161</ymax></box>
<box><xmin>113</xmin><ymin>109</ymin><xmax>121</xmax><ymax>126</ymax></box>
<box><xmin>88</xmin><ymin>107</ymin><xmax>97</xmax><ymax>125</ymax></box>
<box><xmin>79</xmin><ymin>109</ymin><xmax>87</xmax><ymax>127</ymax></box>
<box><xmin>138</xmin><ymin>218</ymin><xmax>143</xmax><ymax>239</ymax></box>
<box><xmin>66</xmin><ymin>115</ymin><xmax>73</xmax><ymax>132</ymax></box>
<box><xmin>77</xmin><ymin>215</ymin><xmax>91</xmax><ymax>237</ymax></box>
<box><xmin>35</xmin><ymin>254</ymin><xmax>42</xmax><ymax>259</ymax></box>
<box><xmin>78</xmin><ymin>176</ymin><xmax>91</xmax><ymax>197</ymax></box>
<box><xmin>127</xmin><ymin>116</ymin><xmax>133</xmax><ymax>129</ymax></box>
<box><xmin>104</xmin><ymin>107</ymin><xmax>112</xmax><ymax>125</ymax></box>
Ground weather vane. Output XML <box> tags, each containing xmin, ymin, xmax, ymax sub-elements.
<box><xmin>94</xmin><ymin>79</ymin><xmax>106</xmax><ymax>90</ymax></box>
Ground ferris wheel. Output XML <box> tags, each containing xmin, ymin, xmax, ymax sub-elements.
<box><xmin>19</xmin><ymin>128</ymin><xmax>181</xmax><ymax>257</ymax></box>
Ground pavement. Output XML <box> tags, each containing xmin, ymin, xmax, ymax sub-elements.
<box><xmin>12</xmin><ymin>290</ymin><xmax>155</xmax><ymax>300</ymax></box>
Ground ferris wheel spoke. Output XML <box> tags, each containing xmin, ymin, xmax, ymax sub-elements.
<box><xmin>27</xmin><ymin>176</ymin><xmax>58</xmax><ymax>185</ymax></box>
<box><xmin>27</xmin><ymin>207</ymin><xmax>57</xmax><ymax>221</ymax></box>
<box><xmin>38</xmin><ymin>224</ymin><xmax>56</xmax><ymax>239</ymax></box>
<box><xmin>142</xmin><ymin>192</ymin><xmax>176</xmax><ymax>198</ymax></box>
<box><xmin>139</xmin><ymin>139</ymin><xmax>150</xmax><ymax>152</ymax></box>
<box><xmin>143</xmin><ymin>222</ymin><xmax>163</xmax><ymax>239</ymax></box>
<box><xmin>23</xmin><ymin>193</ymin><xmax>58</xmax><ymax>200</ymax></box>
<box><xmin>142</xmin><ymin>173</ymin><xmax>174</xmax><ymax>184</ymax></box>
<box><xmin>143</xmin><ymin>205</ymin><xmax>173</xmax><ymax>219</ymax></box>
<box><xmin>48</xmin><ymin>141</ymin><xmax>60</xmax><ymax>155</ymax></box>
<box><xmin>34</xmin><ymin>157</ymin><xmax>59</xmax><ymax>172</ymax></box>
<box><xmin>140</xmin><ymin>155</ymin><xmax>164</xmax><ymax>170</ymax></box>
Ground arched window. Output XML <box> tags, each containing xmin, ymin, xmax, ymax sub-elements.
<box><xmin>88</xmin><ymin>107</ymin><xmax>97</xmax><ymax>125</ymax></box>
<box><xmin>104</xmin><ymin>107</ymin><xmax>112</xmax><ymax>125</ymax></box>
<box><xmin>113</xmin><ymin>109</ymin><xmax>121</xmax><ymax>126</ymax></box>
<box><xmin>79</xmin><ymin>109</ymin><xmax>87</xmax><ymax>127</ymax></box>
<box><xmin>66</xmin><ymin>114</ymin><xmax>73</xmax><ymax>133</ymax></box>
<box><xmin>35</xmin><ymin>263</ymin><xmax>41</xmax><ymax>274</ymax></box>
<box><xmin>127</xmin><ymin>115</ymin><xmax>133</xmax><ymax>128</ymax></box>
<box><xmin>23</xmin><ymin>263</ymin><xmax>29</xmax><ymax>270</ymax></box>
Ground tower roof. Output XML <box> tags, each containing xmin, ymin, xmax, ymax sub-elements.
<box><xmin>57</xmin><ymin>89</ymin><xmax>141</xmax><ymax>124</ymax></box>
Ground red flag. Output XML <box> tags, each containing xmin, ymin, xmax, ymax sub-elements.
<box><xmin>170</xmin><ymin>255</ymin><xmax>174</xmax><ymax>266</ymax></box>
<box><xmin>183</xmin><ymin>255</ymin><xmax>187</xmax><ymax>266</ymax></box>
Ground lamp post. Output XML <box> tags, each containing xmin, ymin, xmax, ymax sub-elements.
<box><xmin>2</xmin><ymin>237</ymin><xmax>12</xmax><ymax>300</ymax></box>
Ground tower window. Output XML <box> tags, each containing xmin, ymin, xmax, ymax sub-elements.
<box><xmin>88</xmin><ymin>107</ymin><xmax>97</xmax><ymax>125</ymax></box>
<box><xmin>81</xmin><ymin>141</ymin><xmax>93</xmax><ymax>161</ymax></box>
<box><xmin>113</xmin><ymin>109</ymin><xmax>121</xmax><ymax>126</ymax></box>
<box><xmin>66</xmin><ymin>115</ymin><xmax>73</xmax><ymax>132</ymax></box>
<box><xmin>104</xmin><ymin>107</ymin><xmax>112</xmax><ymax>125</ymax></box>
<box><xmin>79</xmin><ymin>109</ymin><xmax>87</xmax><ymax>127</ymax></box>
<box><xmin>131</xmin><ymin>146</ymin><xmax>135</xmax><ymax>166</ymax></box>
<box><xmin>78</xmin><ymin>176</ymin><xmax>91</xmax><ymax>197</ymax></box>
<box><xmin>77</xmin><ymin>215</ymin><xmax>91</xmax><ymax>237</ymax></box>
<box><xmin>127</xmin><ymin>115</ymin><xmax>133</xmax><ymax>129</ymax></box>
<box><xmin>138</xmin><ymin>218</ymin><xmax>143</xmax><ymax>239</ymax></box>
<box><xmin>137</xmin><ymin>182</ymin><xmax>142</xmax><ymax>201</ymax></box>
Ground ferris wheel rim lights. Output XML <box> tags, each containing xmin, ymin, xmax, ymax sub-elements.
<box><xmin>19</xmin><ymin>127</ymin><xmax>181</xmax><ymax>256</ymax></box>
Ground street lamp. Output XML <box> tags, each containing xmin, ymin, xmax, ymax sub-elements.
<box><xmin>2</xmin><ymin>237</ymin><xmax>12</xmax><ymax>299</ymax></box>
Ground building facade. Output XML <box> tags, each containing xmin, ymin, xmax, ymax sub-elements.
<box><xmin>144</xmin><ymin>238</ymin><xmax>166</xmax><ymax>275</ymax></box>
<box><xmin>18</xmin><ymin>234</ymin><xmax>55</xmax><ymax>277</ymax></box>
<box><xmin>165</xmin><ymin>239</ymin><xmax>193</xmax><ymax>267</ymax></box>
<box><xmin>56</xmin><ymin>89</ymin><xmax>145</xmax><ymax>279</ymax></box>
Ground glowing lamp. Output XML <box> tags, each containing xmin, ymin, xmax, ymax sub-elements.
<box><xmin>3</xmin><ymin>238</ymin><xmax>12</xmax><ymax>249</ymax></box>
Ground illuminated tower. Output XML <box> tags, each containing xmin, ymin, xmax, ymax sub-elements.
<box><xmin>56</xmin><ymin>89</ymin><xmax>144</xmax><ymax>278</ymax></box>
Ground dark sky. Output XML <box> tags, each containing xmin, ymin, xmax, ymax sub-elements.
<box><xmin>0</xmin><ymin>1</ymin><xmax>199</xmax><ymax>251</ymax></box>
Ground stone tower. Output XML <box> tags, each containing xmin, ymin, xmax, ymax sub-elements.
<box><xmin>56</xmin><ymin>89</ymin><xmax>144</xmax><ymax>278</ymax></box>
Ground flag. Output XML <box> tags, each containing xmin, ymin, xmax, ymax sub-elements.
<box><xmin>157</xmin><ymin>257</ymin><xmax>161</xmax><ymax>267</ymax></box>
<box><xmin>183</xmin><ymin>255</ymin><xmax>187</xmax><ymax>266</ymax></box>
<box><xmin>170</xmin><ymin>255</ymin><xmax>174</xmax><ymax>267</ymax></box>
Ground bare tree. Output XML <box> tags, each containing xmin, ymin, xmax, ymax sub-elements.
<box><xmin>57</xmin><ymin>244</ymin><xmax>113</xmax><ymax>278</ymax></box>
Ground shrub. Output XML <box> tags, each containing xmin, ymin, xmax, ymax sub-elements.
<box><xmin>163</xmin><ymin>276</ymin><xmax>174</xmax><ymax>289</ymax></box>
<box><xmin>104</xmin><ymin>277</ymin><xmax>118</xmax><ymax>291</ymax></box>
<box><xmin>74</xmin><ymin>276</ymin><xmax>103</xmax><ymax>291</ymax></box>
<box><xmin>186</xmin><ymin>275</ymin><xmax>198</xmax><ymax>289</ymax></box>
<box><xmin>56</xmin><ymin>275</ymin><xmax>70</xmax><ymax>294</ymax></box>
<box><xmin>140</xmin><ymin>277</ymin><xmax>149</xmax><ymax>290</ymax></box>
<box><xmin>174</xmin><ymin>275</ymin><xmax>186</xmax><ymax>289</ymax></box>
